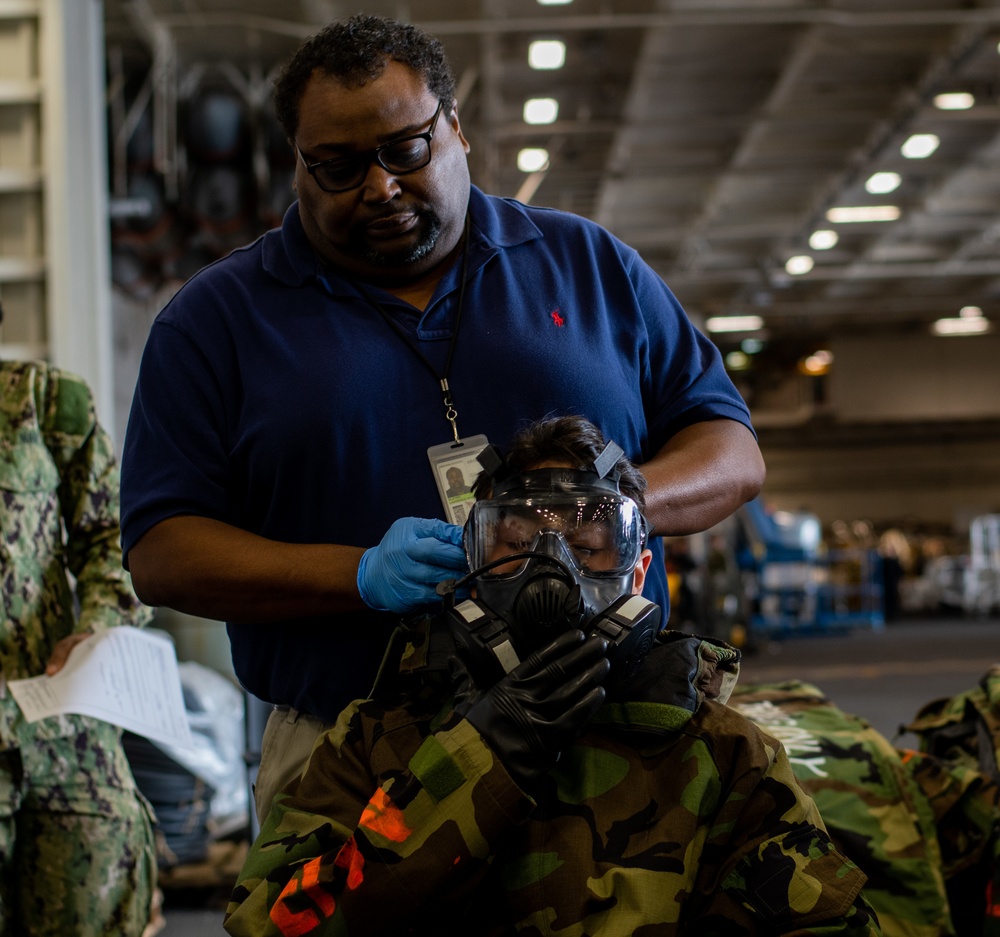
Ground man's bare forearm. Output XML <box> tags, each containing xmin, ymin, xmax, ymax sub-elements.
<box><xmin>641</xmin><ymin>419</ymin><xmax>765</xmax><ymax>536</ymax></box>
<box><xmin>126</xmin><ymin>515</ymin><xmax>368</xmax><ymax>622</ymax></box>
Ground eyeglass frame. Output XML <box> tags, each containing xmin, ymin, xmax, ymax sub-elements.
<box><xmin>295</xmin><ymin>99</ymin><xmax>446</xmax><ymax>194</ymax></box>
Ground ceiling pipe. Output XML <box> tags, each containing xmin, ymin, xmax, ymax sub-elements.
<box><xmin>663</xmin><ymin>258</ymin><xmax>1000</xmax><ymax>284</ymax></box>
<box><xmin>141</xmin><ymin>9</ymin><xmax>1000</xmax><ymax>39</ymax></box>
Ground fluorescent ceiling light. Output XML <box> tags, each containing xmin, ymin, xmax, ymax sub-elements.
<box><xmin>809</xmin><ymin>229</ymin><xmax>838</xmax><ymax>250</ymax></box>
<box><xmin>785</xmin><ymin>255</ymin><xmax>814</xmax><ymax>275</ymax></box>
<box><xmin>932</xmin><ymin>315</ymin><xmax>990</xmax><ymax>336</ymax></box>
<box><xmin>537</xmin><ymin>0</ymin><xmax>573</xmax><ymax>5</ymax></box>
<box><xmin>826</xmin><ymin>205</ymin><xmax>901</xmax><ymax>223</ymax></box>
<box><xmin>517</xmin><ymin>147</ymin><xmax>550</xmax><ymax>172</ymax></box>
<box><xmin>901</xmin><ymin>133</ymin><xmax>939</xmax><ymax>159</ymax></box>
<box><xmin>523</xmin><ymin>98</ymin><xmax>559</xmax><ymax>125</ymax></box>
<box><xmin>528</xmin><ymin>40</ymin><xmax>566</xmax><ymax>70</ymax></box>
<box><xmin>865</xmin><ymin>171</ymin><xmax>901</xmax><ymax>194</ymax></box>
<box><xmin>725</xmin><ymin>351</ymin><xmax>751</xmax><ymax>370</ymax></box>
<box><xmin>706</xmin><ymin>315</ymin><xmax>764</xmax><ymax>332</ymax></box>
<box><xmin>934</xmin><ymin>92</ymin><xmax>974</xmax><ymax>110</ymax></box>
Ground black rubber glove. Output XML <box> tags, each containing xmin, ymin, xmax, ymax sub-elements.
<box><xmin>452</xmin><ymin>630</ymin><xmax>610</xmax><ymax>789</ymax></box>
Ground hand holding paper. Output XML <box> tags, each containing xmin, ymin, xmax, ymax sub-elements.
<box><xmin>8</xmin><ymin>628</ymin><xmax>194</xmax><ymax>749</ymax></box>
<box><xmin>45</xmin><ymin>631</ymin><xmax>94</xmax><ymax>675</ymax></box>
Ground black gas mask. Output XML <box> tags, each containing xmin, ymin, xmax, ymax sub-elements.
<box><xmin>438</xmin><ymin>442</ymin><xmax>661</xmax><ymax>689</ymax></box>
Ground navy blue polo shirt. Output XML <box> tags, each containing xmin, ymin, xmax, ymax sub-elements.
<box><xmin>121</xmin><ymin>186</ymin><xmax>753</xmax><ymax>721</ymax></box>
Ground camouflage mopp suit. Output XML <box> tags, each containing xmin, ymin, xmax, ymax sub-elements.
<box><xmin>732</xmin><ymin>677</ymin><xmax>1000</xmax><ymax>937</ymax></box>
<box><xmin>0</xmin><ymin>361</ymin><xmax>156</xmax><ymax>936</ymax></box>
<box><xmin>225</xmin><ymin>622</ymin><xmax>880</xmax><ymax>936</ymax></box>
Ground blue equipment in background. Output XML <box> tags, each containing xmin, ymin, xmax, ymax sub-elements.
<box><xmin>735</xmin><ymin>498</ymin><xmax>885</xmax><ymax>637</ymax></box>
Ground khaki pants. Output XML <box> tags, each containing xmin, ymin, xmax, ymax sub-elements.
<box><xmin>253</xmin><ymin>707</ymin><xmax>331</xmax><ymax>829</ymax></box>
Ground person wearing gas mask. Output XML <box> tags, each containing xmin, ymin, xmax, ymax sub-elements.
<box><xmin>224</xmin><ymin>416</ymin><xmax>879</xmax><ymax>937</ymax></box>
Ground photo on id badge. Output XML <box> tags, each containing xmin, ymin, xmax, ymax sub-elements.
<box><xmin>428</xmin><ymin>435</ymin><xmax>489</xmax><ymax>526</ymax></box>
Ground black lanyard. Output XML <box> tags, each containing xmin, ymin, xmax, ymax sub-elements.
<box><xmin>351</xmin><ymin>214</ymin><xmax>471</xmax><ymax>444</ymax></box>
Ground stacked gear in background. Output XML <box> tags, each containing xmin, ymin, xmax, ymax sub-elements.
<box><xmin>109</xmin><ymin>78</ymin><xmax>291</xmax><ymax>299</ymax></box>
<box><xmin>124</xmin><ymin>660</ymin><xmax>249</xmax><ymax>868</ymax></box>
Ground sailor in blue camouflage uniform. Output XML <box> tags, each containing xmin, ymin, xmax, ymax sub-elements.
<box><xmin>0</xmin><ymin>359</ymin><xmax>156</xmax><ymax>936</ymax></box>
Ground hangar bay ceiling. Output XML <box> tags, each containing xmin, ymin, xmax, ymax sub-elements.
<box><xmin>103</xmin><ymin>0</ymin><xmax>1000</xmax><ymax>354</ymax></box>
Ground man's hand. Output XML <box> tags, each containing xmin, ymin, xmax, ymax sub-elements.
<box><xmin>45</xmin><ymin>632</ymin><xmax>94</xmax><ymax>676</ymax></box>
<box><xmin>452</xmin><ymin>630</ymin><xmax>610</xmax><ymax>788</ymax></box>
<box><xmin>357</xmin><ymin>517</ymin><xmax>467</xmax><ymax>613</ymax></box>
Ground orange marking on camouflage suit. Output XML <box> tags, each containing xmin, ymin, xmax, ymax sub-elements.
<box><xmin>335</xmin><ymin>836</ymin><xmax>366</xmax><ymax>889</ymax></box>
<box><xmin>270</xmin><ymin>887</ymin><xmax>320</xmax><ymax>936</ymax></box>
<box><xmin>301</xmin><ymin>858</ymin><xmax>336</xmax><ymax>916</ymax></box>
<box><xmin>270</xmin><ymin>858</ymin><xmax>334</xmax><ymax>937</ymax></box>
<box><xmin>360</xmin><ymin>788</ymin><xmax>412</xmax><ymax>843</ymax></box>
<box><xmin>987</xmin><ymin>879</ymin><xmax>999</xmax><ymax>918</ymax></box>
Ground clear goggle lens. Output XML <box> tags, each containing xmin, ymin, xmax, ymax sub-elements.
<box><xmin>466</xmin><ymin>495</ymin><xmax>644</xmax><ymax>579</ymax></box>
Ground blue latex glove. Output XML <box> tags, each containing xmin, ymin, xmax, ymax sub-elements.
<box><xmin>357</xmin><ymin>517</ymin><xmax>468</xmax><ymax>613</ymax></box>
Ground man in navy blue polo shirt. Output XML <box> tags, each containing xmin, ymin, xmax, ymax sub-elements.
<box><xmin>120</xmin><ymin>14</ymin><xmax>765</xmax><ymax>824</ymax></box>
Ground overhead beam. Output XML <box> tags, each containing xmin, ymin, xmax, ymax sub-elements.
<box><xmin>142</xmin><ymin>8</ymin><xmax>1000</xmax><ymax>39</ymax></box>
<box><xmin>659</xmin><ymin>257</ymin><xmax>1000</xmax><ymax>284</ymax></box>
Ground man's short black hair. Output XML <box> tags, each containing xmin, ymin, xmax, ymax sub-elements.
<box><xmin>473</xmin><ymin>415</ymin><xmax>648</xmax><ymax>507</ymax></box>
<box><xmin>273</xmin><ymin>14</ymin><xmax>457</xmax><ymax>141</ymax></box>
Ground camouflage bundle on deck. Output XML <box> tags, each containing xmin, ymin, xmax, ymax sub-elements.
<box><xmin>733</xmin><ymin>679</ymin><xmax>1000</xmax><ymax>937</ymax></box>
<box><xmin>906</xmin><ymin>666</ymin><xmax>1000</xmax><ymax>936</ymax></box>
<box><xmin>732</xmin><ymin>681</ymin><xmax>952</xmax><ymax>937</ymax></box>
<box><xmin>905</xmin><ymin>665</ymin><xmax>1000</xmax><ymax>784</ymax></box>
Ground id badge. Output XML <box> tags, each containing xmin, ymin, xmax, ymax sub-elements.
<box><xmin>428</xmin><ymin>434</ymin><xmax>490</xmax><ymax>525</ymax></box>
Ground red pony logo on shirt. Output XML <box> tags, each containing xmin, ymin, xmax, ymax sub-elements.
<box><xmin>550</xmin><ymin>308</ymin><xmax>565</xmax><ymax>327</ymax></box>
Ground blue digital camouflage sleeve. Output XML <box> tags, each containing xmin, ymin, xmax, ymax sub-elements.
<box><xmin>39</xmin><ymin>365</ymin><xmax>151</xmax><ymax>633</ymax></box>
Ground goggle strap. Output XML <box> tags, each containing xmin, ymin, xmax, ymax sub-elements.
<box><xmin>593</xmin><ymin>440</ymin><xmax>624</xmax><ymax>480</ymax></box>
<box><xmin>476</xmin><ymin>439</ymin><xmax>625</xmax><ymax>488</ymax></box>
<box><xmin>476</xmin><ymin>444</ymin><xmax>506</xmax><ymax>478</ymax></box>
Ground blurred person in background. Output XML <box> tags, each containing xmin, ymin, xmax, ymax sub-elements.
<box><xmin>0</xmin><ymin>352</ymin><xmax>157</xmax><ymax>936</ymax></box>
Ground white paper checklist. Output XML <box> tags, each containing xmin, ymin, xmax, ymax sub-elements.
<box><xmin>8</xmin><ymin>628</ymin><xmax>194</xmax><ymax>749</ymax></box>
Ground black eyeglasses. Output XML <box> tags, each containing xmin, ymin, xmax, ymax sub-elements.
<box><xmin>296</xmin><ymin>100</ymin><xmax>445</xmax><ymax>194</ymax></box>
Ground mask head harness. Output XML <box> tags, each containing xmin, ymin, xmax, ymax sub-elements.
<box><xmin>438</xmin><ymin>440</ymin><xmax>661</xmax><ymax>689</ymax></box>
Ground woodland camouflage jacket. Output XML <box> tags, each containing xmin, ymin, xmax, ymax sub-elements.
<box><xmin>226</xmin><ymin>626</ymin><xmax>880</xmax><ymax>937</ymax></box>
<box><xmin>0</xmin><ymin>360</ymin><xmax>151</xmax><ymax>749</ymax></box>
